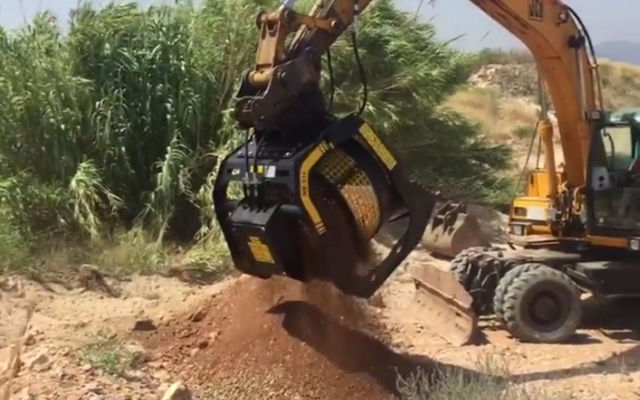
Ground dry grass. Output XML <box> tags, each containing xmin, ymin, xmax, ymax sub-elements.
<box><xmin>599</xmin><ymin>59</ymin><xmax>640</xmax><ymax>109</ymax></box>
<box><xmin>446</xmin><ymin>58</ymin><xmax>640</xmax><ymax>146</ymax></box>
<box><xmin>442</xmin><ymin>87</ymin><xmax>538</xmax><ymax>142</ymax></box>
<box><xmin>396</xmin><ymin>352</ymin><xmax>567</xmax><ymax>400</ymax></box>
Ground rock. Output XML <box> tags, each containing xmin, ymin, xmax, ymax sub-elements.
<box><xmin>161</xmin><ymin>382</ymin><xmax>192</xmax><ymax>400</ymax></box>
<box><xmin>148</xmin><ymin>360</ymin><xmax>165</xmax><ymax>370</ymax></box>
<box><xmin>123</xmin><ymin>343</ymin><xmax>148</xmax><ymax>364</ymax></box>
<box><xmin>24</xmin><ymin>333</ymin><xmax>36</xmax><ymax>346</ymax></box>
<box><xmin>81</xmin><ymin>363</ymin><xmax>94</xmax><ymax>372</ymax></box>
<box><xmin>82</xmin><ymin>382</ymin><xmax>103</xmax><ymax>395</ymax></box>
<box><xmin>367</xmin><ymin>292</ymin><xmax>386</xmax><ymax>308</ymax></box>
<box><xmin>53</xmin><ymin>365</ymin><xmax>74</xmax><ymax>380</ymax></box>
<box><xmin>123</xmin><ymin>369</ymin><xmax>145</xmax><ymax>382</ymax></box>
<box><xmin>208</xmin><ymin>330</ymin><xmax>220</xmax><ymax>342</ymax></box>
<box><xmin>58</xmin><ymin>347</ymin><xmax>71</xmax><ymax>357</ymax></box>
<box><xmin>132</xmin><ymin>319</ymin><xmax>157</xmax><ymax>331</ymax></box>
<box><xmin>188</xmin><ymin>308</ymin><xmax>207</xmax><ymax>323</ymax></box>
<box><xmin>152</xmin><ymin>368</ymin><xmax>171</xmax><ymax>382</ymax></box>
<box><xmin>27</xmin><ymin>349</ymin><xmax>51</xmax><ymax>372</ymax></box>
<box><xmin>197</xmin><ymin>339</ymin><xmax>209</xmax><ymax>349</ymax></box>
<box><xmin>0</xmin><ymin>276</ymin><xmax>21</xmax><ymax>292</ymax></box>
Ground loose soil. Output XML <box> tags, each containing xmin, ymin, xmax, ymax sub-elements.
<box><xmin>136</xmin><ymin>275</ymin><xmax>463</xmax><ymax>399</ymax></box>
<box><xmin>2</xmin><ymin>249</ymin><xmax>640</xmax><ymax>400</ymax></box>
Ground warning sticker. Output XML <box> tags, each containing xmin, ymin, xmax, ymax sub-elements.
<box><xmin>247</xmin><ymin>236</ymin><xmax>275</xmax><ymax>264</ymax></box>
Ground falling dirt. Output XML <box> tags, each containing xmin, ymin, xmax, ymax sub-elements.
<box><xmin>137</xmin><ymin>275</ymin><xmax>453</xmax><ymax>399</ymax></box>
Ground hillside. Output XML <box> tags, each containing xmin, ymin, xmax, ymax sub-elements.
<box><xmin>443</xmin><ymin>58</ymin><xmax>640</xmax><ymax>171</ymax></box>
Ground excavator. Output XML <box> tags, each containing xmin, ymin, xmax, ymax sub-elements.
<box><xmin>214</xmin><ymin>0</ymin><xmax>640</xmax><ymax>345</ymax></box>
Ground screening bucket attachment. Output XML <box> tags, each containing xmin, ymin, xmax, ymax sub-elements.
<box><xmin>409</xmin><ymin>262</ymin><xmax>477</xmax><ymax>346</ymax></box>
<box><xmin>422</xmin><ymin>201</ymin><xmax>490</xmax><ymax>258</ymax></box>
<box><xmin>214</xmin><ymin>114</ymin><xmax>434</xmax><ymax>298</ymax></box>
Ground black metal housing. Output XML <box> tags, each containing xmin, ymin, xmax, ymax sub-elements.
<box><xmin>214</xmin><ymin>114</ymin><xmax>434</xmax><ymax>298</ymax></box>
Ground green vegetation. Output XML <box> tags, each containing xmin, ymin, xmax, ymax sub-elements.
<box><xmin>0</xmin><ymin>0</ymin><xmax>512</xmax><ymax>276</ymax></box>
<box><xmin>78</xmin><ymin>333</ymin><xmax>147</xmax><ymax>376</ymax></box>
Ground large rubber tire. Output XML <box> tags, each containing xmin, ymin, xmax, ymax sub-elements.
<box><xmin>502</xmin><ymin>266</ymin><xmax>582</xmax><ymax>343</ymax></box>
<box><xmin>449</xmin><ymin>247</ymin><xmax>502</xmax><ymax>315</ymax></box>
<box><xmin>493</xmin><ymin>263</ymin><xmax>544</xmax><ymax>323</ymax></box>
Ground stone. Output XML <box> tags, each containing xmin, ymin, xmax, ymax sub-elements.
<box><xmin>188</xmin><ymin>308</ymin><xmax>207</xmax><ymax>323</ymax></box>
<box><xmin>123</xmin><ymin>343</ymin><xmax>148</xmax><ymax>364</ymax></box>
<box><xmin>123</xmin><ymin>370</ymin><xmax>145</xmax><ymax>382</ymax></box>
<box><xmin>208</xmin><ymin>330</ymin><xmax>220</xmax><ymax>342</ymax></box>
<box><xmin>152</xmin><ymin>369</ymin><xmax>170</xmax><ymax>382</ymax></box>
<box><xmin>367</xmin><ymin>292</ymin><xmax>386</xmax><ymax>308</ymax></box>
<box><xmin>82</xmin><ymin>382</ymin><xmax>103</xmax><ymax>395</ymax></box>
<box><xmin>27</xmin><ymin>349</ymin><xmax>51</xmax><ymax>372</ymax></box>
<box><xmin>81</xmin><ymin>363</ymin><xmax>94</xmax><ymax>372</ymax></box>
<box><xmin>24</xmin><ymin>333</ymin><xmax>36</xmax><ymax>346</ymax></box>
<box><xmin>161</xmin><ymin>382</ymin><xmax>192</xmax><ymax>400</ymax></box>
<box><xmin>132</xmin><ymin>319</ymin><xmax>157</xmax><ymax>331</ymax></box>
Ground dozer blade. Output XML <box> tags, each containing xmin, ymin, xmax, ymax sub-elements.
<box><xmin>422</xmin><ymin>201</ymin><xmax>490</xmax><ymax>259</ymax></box>
<box><xmin>409</xmin><ymin>262</ymin><xmax>477</xmax><ymax>346</ymax></box>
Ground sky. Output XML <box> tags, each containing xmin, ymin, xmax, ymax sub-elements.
<box><xmin>0</xmin><ymin>1</ymin><xmax>638</xmax><ymax>51</ymax></box>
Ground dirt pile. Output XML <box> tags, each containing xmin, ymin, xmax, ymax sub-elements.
<box><xmin>137</xmin><ymin>275</ymin><xmax>435</xmax><ymax>399</ymax></box>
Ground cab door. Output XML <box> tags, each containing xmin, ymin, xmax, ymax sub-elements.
<box><xmin>586</xmin><ymin>120</ymin><xmax>640</xmax><ymax>238</ymax></box>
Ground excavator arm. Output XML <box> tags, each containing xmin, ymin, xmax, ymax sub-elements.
<box><xmin>474</xmin><ymin>0</ymin><xmax>602</xmax><ymax>187</ymax></box>
<box><xmin>214</xmin><ymin>0</ymin><xmax>606</xmax><ymax>323</ymax></box>
<box><xmin>234</xmin><ymin>0</ymin><xmax>375</xmax><ymax>132</ymax></box>
<box><xmin>215</xmin><ymin>0</ymin><xmax>436</xmax><ymax>298</ymax></box>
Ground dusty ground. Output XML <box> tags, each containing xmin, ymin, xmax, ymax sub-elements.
<box><xmin>2</xmin><ymin>249</ymin><xmax>640</xmax><ymax>400</ymax></box>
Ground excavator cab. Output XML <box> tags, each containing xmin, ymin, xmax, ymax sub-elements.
<box><xmin>588</xmin><ymin>110</ymin><xmax>640</xmax><ymax>237</ymax></box>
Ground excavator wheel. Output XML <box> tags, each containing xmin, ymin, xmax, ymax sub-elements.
<box><xmin>493</xmin><ymin>263</ymin><xmax>544</xmax><ymax>324</ymax></box>
<box><xmin>501</xmin><ymin>265</ymin><xmax>582</xmax><ymax>343</ymax></box>
<box><xmin>449</xmin><ymin>247</ymin><xmax>503</xmax><ymax>315</ymax></box>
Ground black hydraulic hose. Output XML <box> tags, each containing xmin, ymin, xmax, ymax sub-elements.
<box><xmin>243</xmin><ymin>129</ymin><xmax>250</xmax><ymax>198</ymax></box>
<box><xmin>350</xmin><ymin>31</ymin><xmax>368</xmax><ymax>116</ymax></box>
<box><xmin>327</xmin><ymin>49</ymin><xmax>335</xmax><ymax>111</ymax></box>
<box><xmin>566</xmin><ymin>5</ymin><xmax>605</xmax><ymax>109</ymax></box>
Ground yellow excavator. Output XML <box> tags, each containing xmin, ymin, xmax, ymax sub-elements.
<box><xmin>214</xmin><ymin>0</ymin><xmax>640</xmax><ymax>345</ymax></box>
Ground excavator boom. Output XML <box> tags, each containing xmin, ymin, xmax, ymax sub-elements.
<box><xmin>214</xmin><ymin>0</ymin><xmax>611</xmax><ymax>345</ymax></box>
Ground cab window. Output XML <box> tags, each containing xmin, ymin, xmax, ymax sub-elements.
<box><xmin>600</xmin><ymin>125</ymin><xmax>636</xmax><ymax>171</ymax></box>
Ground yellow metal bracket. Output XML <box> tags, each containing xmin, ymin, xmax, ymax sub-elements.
<box><xmin>299</xmin><ymin>141</ymin><xmax>333</xmax><ymax>234</ymax></box>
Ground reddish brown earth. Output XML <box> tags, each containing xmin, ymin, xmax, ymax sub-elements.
<box><xmin>137</xmin><ymin>275</ymin><xmax>461</xmax><ymax>399</ymax></box>
<box><xmin>3</xmin><ymin>253</ymin><xmax>640</xmax><ymax>400</ymax></box>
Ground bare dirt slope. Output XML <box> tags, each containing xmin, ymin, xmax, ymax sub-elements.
<box><xmin>2</xmin><ymin>253</ymin><xmax>640</xmax><ymax>400</ymax></box>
